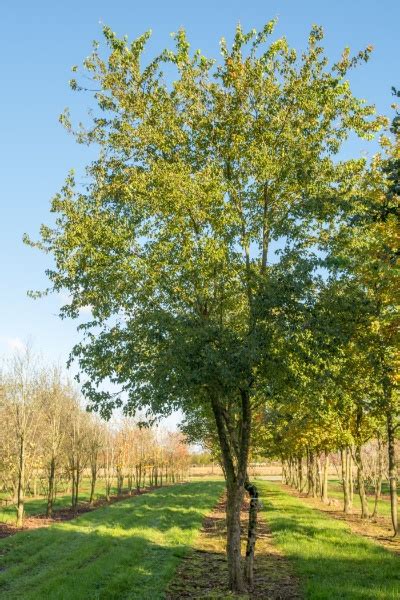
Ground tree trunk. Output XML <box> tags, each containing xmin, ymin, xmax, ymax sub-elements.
<box><xmin>46</xmin><ymin>456</ymin><xmax>56</xmax><ymax>517</ymax></box>
<box><xmin>308</xmin><ymin>451</ymin><xmax>316</xmax><ymax>497</ymax></box>
<box><xmin>321</xmin><ymin>452</ymin><xmax>329</xmax><ymax>503</ymax></box>
<box><xmin>89</xmin><ymin>462</ymin><xmax>97</xmax><ymax>505</ymax></box>
<box><xmin>355</xmin><ymin>445</ymin><xmax>369</xmax><ymax>519</ymax></box>
<box><xmin>316</xmin><ymin>456</ymin><xmax>321</xmax><ymax>497</ymax></box>
<box><xmin>340</xmin><ymin>448</ymin><xmax>351</xmax><ymax>513</ymax></box>
<box><xmin>16</xmin><ymin>434</ymin><xmax>25</xmax><ymax>527</ymax></box>
<box><xmin>372</xmin><ymin>434</ymin><xmax>383</xmax><ymax>518</ymax></box>
<box><xmin>348</xmin><ymin>449</ymin><xmax>353</xmax><ymax>508</ymax></box>
<box><xmin>244</xmin><ymin>479</ymin><xmax>258</xmax><ymax>589</ymax></box>
<box><xmin>281</xmin><ymin>460</ymin><xmax>287</xmax><ymax>484</ymax></box>
<box><xmin>210</xmin><ymin>386</ymin><xmax>252</xmax><ymax>593</ymax></box>
<box><xmin>387</xmin><ymin>411</ymin><xmax>398</xmax><ymax>535</ymax></box>
<box><xmin>297</xmin><ymin>456</ymin><xmax>303</xmax><ymax>492</ymax></box>
<box><xmin>226</xmin><ymin>482</ymin><xmax>245</xmax><ymax>593</ymax></box>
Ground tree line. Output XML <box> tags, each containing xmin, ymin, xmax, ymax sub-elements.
<box><xmin>0</xmin><ymin>350</ymin><xmax>190</xmax><ymax>526</ymax></box>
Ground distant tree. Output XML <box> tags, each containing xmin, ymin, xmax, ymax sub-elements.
<box><xmin>38</xmin><ymin>367</ymin><xmax>69</xmax><ymax>516</ymax></box>
<box><xmin>1</xmin><ymin>348</ymin><xmax>42</xmax><ymax>525</ymax></box>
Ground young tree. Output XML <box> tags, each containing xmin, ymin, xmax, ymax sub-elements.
<box><xmin>1</xmin><ymin>349</ymin><xmax>42</xmax><ymax>526</ymax></box>
<box><xmin>26</xmin><ymin>22</ymin><xmax>383</xmax><ymax>590</ymax></box>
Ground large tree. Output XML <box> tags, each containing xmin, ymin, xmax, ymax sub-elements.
<box><xmin>27</xmin><ymin>22</ymin><xmax>383</xmax><ymax>591</ymax></box>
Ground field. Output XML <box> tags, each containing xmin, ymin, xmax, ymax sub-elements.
<box><xmin>0</xmin><ymin>481</ymin><xmax>224</xmax><ymax>599</ymax></box>
<box><xmin>1</xmin><ymin>479</ymin><xmax>400</xmax><ymax>599</ymax></box>
<box><xmin>0</xmin><ymin>479</ymin><xmax>124</xmax><ymax>524</ymax></box>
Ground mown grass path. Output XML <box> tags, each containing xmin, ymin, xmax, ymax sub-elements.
<box><xmin>259</xmin><ymin>481</ymin><xmax>400</xmax><ymax>600</ymax></box>
<box><xmin>0</xmin><ymin>480</ymin><xmax>224</xmax><ymax>600</ymax></box>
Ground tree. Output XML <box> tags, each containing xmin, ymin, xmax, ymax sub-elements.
<box><xmin>1</xmin><ymin>348</ymin><xmax>42</xmax><ymax>526</ymax></box>
<box><xmin>38</xmin><ymin>367</ymin><xmax>69</xmax><ymax>516</ymax></box>
<box><xmin>26</xmin><ymin>22</ymin><xmax>383</xmax><ymax>591</ymax></box>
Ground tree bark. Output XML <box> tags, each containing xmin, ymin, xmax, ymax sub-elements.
<box><xmin>387</xmin><ymin>411</ymin><xmax>398</xmax><ymax>535</ymax></box>
<box><xmin>355</xmin><ymin>445</ymin><xmax>369</xmax><ymax>519</ymax></box>
<box><xmin>210</xmin><ymin>388</ymin><xmax>252</xmax><ymax>593</ymax></box>
<box><xmin>46</xmin><ymin>456</ymin><xmax>56</xmax><ymax>517</ymax></box>
<box><xmin>372</xmin><ymin>434</ymin><xmax>383</xmax><ymax>518</ymax></box>
<box><xmin>89</xmin><ymin>461</ymin><xmax>97</xmax><ymax>505</ymax></box>
<box><xmin>226</xmin><ymin>482</ymin><xmax>245</xmax><ymax>592</ymax></box>
<box><xmin>348</xmin><ymin>448</ymin><xmax>353</xmax><ymax>508</ymax></box>
<box><xmin>16</xmin><ymin>434</ymin><xmax>25</xmax><ymax>527</ymax></box>
<box><xmin>297</xmin><ymin>456</ymin><xmax>303</xmax><ymax>492</ymax></box>
<box><xmin>340</xmin><ymin>448</ymin><xmax>351</xmax><ymax>513</ymax></box>
<box><xmin>308</xmin><ymin>450</ymin><xmax>316</xmax><ymax>497</ymax></box>
<box><xmin>321</xmin><ymin>452</ymin><xmax>329</xmax><ymax>503</ymax></box>
<box><xmin>244</xmin><ymin>479</ymin><xmax>258</xmax><ymax>589</ymax></box>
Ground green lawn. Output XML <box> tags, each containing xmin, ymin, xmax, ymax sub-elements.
<box><xmin>324</xmin><ymin>479</ymin><xmax>398</xmax><ymax>519</ymax></box>
<box><xmin>259</xmin><ymin>481</ymin><xmax>400</xmax><ymax>599</ymax></box>
<box><xmin>0</xmin><ymin>479</ymin><xmax>133</xmax><ymax>524</ymax></box>
<box><xmin>0</xmin><ymin>480</ymin><xmax>224</xmax><ymax>600</ymax></box>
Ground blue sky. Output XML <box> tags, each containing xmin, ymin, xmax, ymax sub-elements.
<box><xmin>0</xmin><ymin>0</ymin><xmax>398</xmax><ymax>373</ymax></box>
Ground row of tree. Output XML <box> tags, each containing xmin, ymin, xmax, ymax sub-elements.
<box><xmin>0</xmin><ymin>351</ymin><xmax>190</xmax><ymax>526</ymax></box>
<box><xmin>280</xmin><ymin>440</ymin><xmax>396</xmax><ymax>518</ymax></box>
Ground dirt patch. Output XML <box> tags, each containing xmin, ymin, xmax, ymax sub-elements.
<box><xmin>0</xmin><ymin>485</ymin><xmax>159</xmax><ymax>540</ymax></box>
<box><xmin>166</xmin><ymin>495</ymin><xmax>301</xmax><ymax>599</ymax></box>
<box><xmin>282</xmin><ymin>484</ymin><xmax>400</xmax><ymax>556</ymax></box>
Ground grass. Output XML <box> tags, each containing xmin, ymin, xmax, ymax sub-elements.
<box><xmin>325</xmin><ymin>479</ymin><xmax>398</xmax><ymax>519</ymax></box>
<box><xmin>258</xmin><ymin>481</ymin><xmax>400</xmax><ymax>599</ymax></box>
<box><xmin>0</xmin><ymin>480</ymin><xmax>224</xmax><ymax>600</ymax></box>
<box><xmin>0</xmin><ymin>479</ymin><xmax>137</xmax><ymax>524</ymax></box>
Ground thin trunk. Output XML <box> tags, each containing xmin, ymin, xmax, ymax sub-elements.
<box><xmin>372</xmin><ymin>434</ymin><xmax>383</xmax><ymax>518</ymax></box>
<box><xmin>348</xmin><ymin>449</ymin><xmax>354</xmax><ymax>508</ymax></box>
<box><xmin>322</xmin><ymin>452</ymin><xmax>329</xmax><ymax>503</ymax></box>
<box><xmin>89</xmin><ymin>460</ymin><xmax>97</xmax><ymax>505</ymax></box>
<box><xmin>16</xmin><ymin>434</ymin><xmax>25</xmax><ymax>527</ymax></box>
<box><xmin>308</xmin><ymin>451</ymin><xmax>316</xmax><ymax>497</ymax></box>
<box><xmin>355</xmin><ymin>445</ymin><xmax>369</xmax><ymax>519</ymax></box>
<box><xmin>46</xmin><ymin>456</ymin><xmax>56</xmax><ymax>517</ymax></box>
<box><xmin>387</xmin><ymin>411</ymin><xmax>398</xmax><ymax>535</ymax></box>
<box><xmin>316</xmin><ymin>456</ymin><xmax>321</xmax><ymax>497</ymax></box>
<box><xmin>71</xmin><ymin>471</ymin><xmax>75</xmax><ymax>508</ymax></box>
<box><xmin>341</xmin><ymin>448</ymin><xmax>351</xmax><ymax>513</ymax></box>
<box><xmin>297</xmin><ymin>456</ymin><xmax>303</xmax><ymax>492</ymax></box>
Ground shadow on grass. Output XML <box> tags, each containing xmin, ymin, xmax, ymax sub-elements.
<box><xmin>0</xmin><ymin>481</ymin><xmax>224</xmax><ymax>600</ymax></box>
<box><xmin>261</xmin><ymin>485</ymin><xmax>400</xmax><ymax>600</ymax></box>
